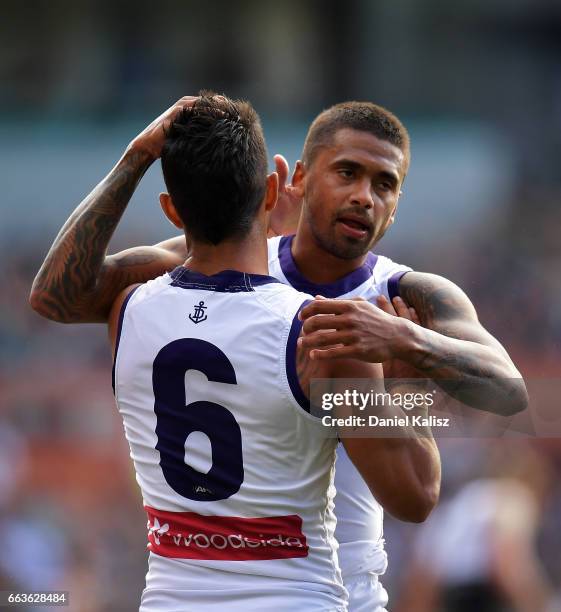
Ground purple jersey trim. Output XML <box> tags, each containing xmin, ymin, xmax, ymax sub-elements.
<box><xmin>286</xmin><ymin>299</ymin><xmax>313</xmax><ymax>413</ymax></box>
<box><xmin>278</xmin><ymin>235</ymin><xmax>378</xmax><ymax>298</ymax></box>
<box><xmin>169</xmin><ymin>266</ymin><xmax>282</xmax><ymax>293</ymax></box>
<box><xmin>112</xmin><ymin>285</ymin><xmax>141</xmax><ymax>393</ymax></box>
<box><xmin>387</xmin><ymin>270</ymin><xmax>410</xmax><ymax>301</ymax></box>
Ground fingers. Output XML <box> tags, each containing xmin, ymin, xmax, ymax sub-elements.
<box><xmin>392</xmin><ymin>296</ymin><xmax>411</xmax><ymax>319</ymax></box>
<box><xmin>376</xmin><ymin>295</ymin><xmax>397</xmax><ymax>316</ymax></box>
<box><xmin>299</xmin><ymin>298</ymin><xmax>353</xmax><ymax>321</ymax></box>
<box><xmin>298</xmin><ymin>329</ymin><xmax>354</xmax><ymax>350</ymax></box>
<box><xmin>392</xmin><ymin>296</ymin><xmax>421</xmax><ymax>324</ymax></box>
<box><xmin>169</xmin><ymin>96</ymin><xmax>198</xmax><ymax>115</ymax></box>
<box><xmin>376</xmin><ymin>294</ymin><xmax>420</xmax><ymax>324</ymax></box>
<box><xmin>309</xmin><ymin>345</ymin><xmax>355</xmax><ymax>361</ymax></box>
<box><xmin>131</xmin><ymin>96</ymin><xmax>201</xmax><ymax>161</ymax></box>
<box><xmin>301</xmin><ymin>294</ymin><xmax>420</xmax><ymax>329</ymax></box>
<box><xmin>274</xmin><ymin>155</ymin><xmax>290</xmax><ymax>191</ymax></box>
<box><xmin>176</xmin><ymin>95</ymin><xmax>198</xmax><ymax>106</ymax></box>
<box><xmin>302</xmin><ymin>314</ymin><xmax>341</xmax><ymax>334</ymax></box>
<box><xmin>155</xmin><ymin>97</ymin><xmax>198</xmax><ymax>131</ymax></box>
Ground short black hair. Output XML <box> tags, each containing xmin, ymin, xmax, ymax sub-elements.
<box><xmin>161</xmin><ymin>93</ymin><xmax>268</xmax><ymax>245</ymax></box>
<box><xmin>302</xmin><ymin>101</ymin><xmax>410</xmax><ymax>174</ymax></box>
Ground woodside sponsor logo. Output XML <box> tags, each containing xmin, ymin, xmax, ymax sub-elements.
<box><xmin>145</xmin><ymin>507</ymin><xmax>309</xmax><ymax>560</ymax></box>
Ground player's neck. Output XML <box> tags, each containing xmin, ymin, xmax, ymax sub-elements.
<box><xmin>291</xmin><ymin>229</ymin><xmax>369</xmax><ymax>284</ymax></box>
<box><xmin>183</xmin><ymin>226</ymin><xmax>269</xmax><ymax>277</ymax></box>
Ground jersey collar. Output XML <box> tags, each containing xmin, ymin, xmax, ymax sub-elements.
<box><xmin>277</xmin><ymin>235</ymin><xmax>377</xmax><ymax>298</ymax></box>
<box><xmin>169</xmin><ymin>267</ymin><xmax>282</xmax><ymax>293</ymax></box>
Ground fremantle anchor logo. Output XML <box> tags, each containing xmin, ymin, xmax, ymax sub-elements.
<box><xmin>189</xmin><ymin>301</ymin><xmax>208</xmax><ymax>324</ymax></box>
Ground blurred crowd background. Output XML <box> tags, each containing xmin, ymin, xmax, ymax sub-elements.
<box><xmin>1</xmin><ymin>1</ymin><xmax>560</xmax><ymax>610</ymax></box>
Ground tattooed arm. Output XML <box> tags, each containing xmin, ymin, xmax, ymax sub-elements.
<box><xmin>299</xmin><ymin>272</ymin><xmax>528</xmax><ymax>416</ymax></box>
<box><xmin>29</xmin><ymin>97</ymin><xmax>196</xmax><ymax>323</ymax></box>
<box><xmin>396</xmin><ymin>272</ymin><xmax>527</xmax><ymax>412</ymax></box>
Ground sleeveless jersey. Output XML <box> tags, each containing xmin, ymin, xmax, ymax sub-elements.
<box><xmin>267</xmin><ymin>235</ymin><xmax>412</xmax><ymax>582</ymax></box>
<box><xmin>113</xmin><ymin>266</ymin><xmax>347</xmax><ymax>611</ymax></box>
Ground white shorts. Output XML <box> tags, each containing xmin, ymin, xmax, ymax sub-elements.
<box><xmin>345</xmin><ymin>572</ymin><xmax>388</xmax><ymax>612</ymax></box>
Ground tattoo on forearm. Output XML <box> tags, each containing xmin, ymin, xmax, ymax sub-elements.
<box><xmin>398</xmin><ymin>273</ymin><xmax>526</xmax><ymax>415</ymax></box>
<box><xmin>399</xmin><ymin>273</ymin><xmax>507</xmax><ymax>384</ymax></box>
<box><xmin>31</xmin><ymin>150</ymin><xmax>154</xmax><ymax>322</ymax></box>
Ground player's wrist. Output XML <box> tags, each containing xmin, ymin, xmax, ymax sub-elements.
<box><xmin>125</xmin><ymin>139</ymin><xmax>160</xmax><ymax>165</ymax></box>
<box><xmin>391</xmin><ymin>316</ymin><xmax>424</xmax><ymax>360</ymax></box>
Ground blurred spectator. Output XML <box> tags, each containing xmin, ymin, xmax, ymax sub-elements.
<box><xmin>393</xmin><ymin>442</ymin><xmax>560</xmax><ymax>612</ymax></box>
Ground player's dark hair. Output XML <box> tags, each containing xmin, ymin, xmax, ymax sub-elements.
<box><xmin>161</xmin><ymin>93</ymin><xmax>268</xmax><ymax>245</ymax></box>
<box><xmin>302</xmin><ymin>101</ymin><xmax>410</xmax><ymax>174</ymax></box>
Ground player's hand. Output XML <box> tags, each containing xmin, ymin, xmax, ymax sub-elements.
<box><xmin>268</xmin><ymin>155</ymin><xmax>303</xmax><ymax>236</ymax></box>
<box><xmin>298</xmin><ymin>295</ymin><xmax>417</xmax><ymax>363</ymax></box>
<box><xmin>128</xmin><ymin>96</ymin><xmax>199</xmax><ymax>161</ymax></box>
<box><xmin>374</xmin><ymin>295</ymin><xmax>426</xmax><ymax>379</ymax></box>
<box><xmin>375</xmin><ymin>294</ymin><xmax>420</xmax><ymax>324</ymax></box>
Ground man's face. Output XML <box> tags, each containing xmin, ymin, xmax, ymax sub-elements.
<box><xmin>299</xmin><ymin>128</ymin><xmax>406</xmax><ymax>260</ymax></box>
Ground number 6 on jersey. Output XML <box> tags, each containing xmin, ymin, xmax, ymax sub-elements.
<box><xmin>153</xmin><ymin>338</ymin><xmax>244</xmax><ymax>501</ymax></box>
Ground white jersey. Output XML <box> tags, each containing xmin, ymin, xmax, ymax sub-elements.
<box><xmin>113</xmin><ymin>267</ymin><xmax>346</xmax><ymax>611</ymax></box>
<box><xmin>268</xmin><ymin>235</ymin><xmax>411</xmax><ymax>588</ymax></box>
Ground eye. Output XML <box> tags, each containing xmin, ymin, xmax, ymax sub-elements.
<box><xmin>377</xmin><ymin>181</ymin><xmax>394</xmax><ymax>193</ymax></box>
<box><xmin>337</xmin><ymin>168</ymin><xmax>354</xmax><ymax>179</ymax></box>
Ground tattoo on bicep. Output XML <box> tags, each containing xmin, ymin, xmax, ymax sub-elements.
<box><xmin>400</xmin><ymin>276</ymin><xmax>475</xmax><ymax>334</ymax></box>
<box><xmin>107</xmin><ymin>249</ymin><xmax>178</xmax><ymax>286</ymax></box>
<box><xmin>114</xmin><ymin>252</ymin><xmax>161</xmax><ymax>267</ymax></box>
<box><xmin>399</xmin><ymin>275</ymin><xmax>494</xmax><ymax>380</ymax></box>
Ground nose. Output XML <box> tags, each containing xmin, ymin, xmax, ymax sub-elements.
<box><xmin>350</xmin><ymin>179</ymin><xmax>374</xmax><ymax>209</ymax></box>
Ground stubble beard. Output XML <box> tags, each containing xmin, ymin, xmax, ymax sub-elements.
<box><xmin>307</xmin><ymin>211</ymin><xmax>373</xmax><ymax>260</ymax></box>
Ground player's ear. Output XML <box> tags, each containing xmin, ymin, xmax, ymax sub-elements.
<box><xmin>388</xmin><ymin>199</ymin><xmax>399</xmax><ymax>225</ymax></box>
<box><xmin>264</xmin><ymin>171</ymin><xmax>279</xmax><ymax>212</ymax></box>
<box><xmin>291</xmin><ymin>161</ymin><xmax>306</xmax><ymax>198</ymax></box>
<box><xmin>159</xmin><ymin>193</ymin><xmax>184</xmax><ymax>229</ymax></box>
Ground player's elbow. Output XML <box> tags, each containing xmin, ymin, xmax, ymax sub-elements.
<box><xmin>504</xmin><ymin>379</ymin><xmax>529</xmax><ymax>416</ymax></box>
<box><xmin>392</xmin><ymin>483</ymin><xmax>440</xmax><ymax>523</ymax></box>
<box><xmin>29</xmin><ymin>287</ymin><xmax>59</xmax><ymax>321</ymax></box>
<box><xmin>29</xmin><ymin>286</ymin><xmax>76</xmax><ymax>323</ymax></box>
<box><xmin>493</xmin><ymin>378</ymin><xmax>529</xmax><ymax>416</ymax></box>
<box><xmin>368</xmin><ymin>470</ymin><xmax>440</xmax><ymax>523</ymax></box>
<box><xmin>411</xmin><ymin>484</ymin><xmax>440</xmax><ymax>523</ymax></box>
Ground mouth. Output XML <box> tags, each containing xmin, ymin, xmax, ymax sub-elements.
<box><xmin>336</xmin><ymin>215</ymin><xmax>372</xmax><ymax>240</ymax></box>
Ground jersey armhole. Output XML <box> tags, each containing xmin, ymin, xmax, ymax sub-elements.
<box><xmin>387</xmin><ymin>270</ymin><xmax>410</xmax><ymax>301</ymax></box>
<box><xmin>111</xmin><ymin>286</ymin><xmax>141</xmax><ymax>394</ymax></box>
<box><xmin>283</xmin><ymin>299</ymin><xmax>313</xmax><ymax>415</ymax></box>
